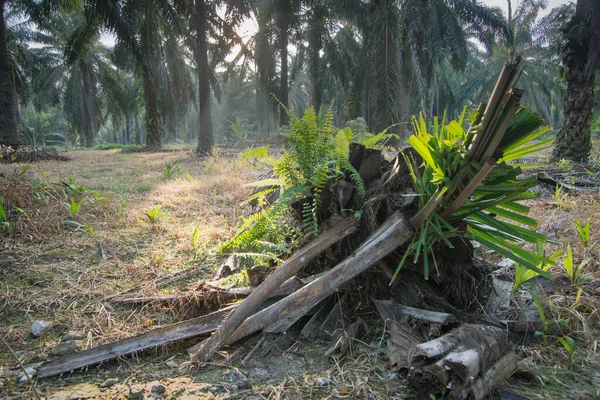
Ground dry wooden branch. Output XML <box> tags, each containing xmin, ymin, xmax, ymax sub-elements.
<box><xmin>36</xmin><ymin>307</ymin><xmax>233</xmax><ymax>379</ymax></box>
<box><xmin>191</xmin><ymin>217</ymin><xmax>358</xmax><ymax>362</ymax></box>
<box><xmin>220</xmin><ymin>211</ymin><xmax>414</xmax><ymax>346</ymax></box>
<box><xmin>37</xmin><ymin>273</ymin><xmax>325</xmax><ymax>379</ymax></box>
<box><xmin>373</xmin><ymin>298</ymin><xmax>456</xmax><ymax>325</ymax></box>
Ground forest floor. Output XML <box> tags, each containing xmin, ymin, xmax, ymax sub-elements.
<box><xmin>1</xmin><ymin>146</ymin><xmax>600</xmax><ymax>399</ymax></box>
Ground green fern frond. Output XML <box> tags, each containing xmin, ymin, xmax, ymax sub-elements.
<box><xmin>359</xmin><ymin>130</ymin><xmax>398</xmax><ymax>150</ymax></box>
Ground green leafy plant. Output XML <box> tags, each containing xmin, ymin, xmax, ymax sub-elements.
<box><xmin>0</xmin><ymin>196</ymin><xmax>11</xmax><ymax>232</ymax></box>
<box><xmin>227</xmin><ymin>117</ymin><xmax>250</xmax><ymax>141</ymax></box>
<box><xmin>513</xmin><ymin>241</ymin><xmax>563</xmax><ymax>293</ymax></box>
<box><xmin>146</xmin><ymin>206</ymin><xmax>165</xmax><ymax>224</ymax></box>
<box><xmin>163</xmin><ymin>160</ymin><xmax>182</xmax><ymax>179</ymax></box>
<box><xmin>575</xmin><ymin>218</ymin><xmax>591</xmax><ymax>248</ymax></box>
<box><xmin>64</xmin><ymin>198</ymin><xmax>84</xmax><ymax>218</ymax></box>
<box><xmin>557</xmin><ymin>158</ymin><xmax>574</xmax><ymax>172</ymax></box>
<box><xmin>562</xmin><ymin>244</ymin><xmax>592</xmax><ymax>286</ymax></box>
<box><xmin>62</xmin><ymin>177</ymin><xmax>86</xmax><ymax>195</ymax></box>
<box><xmin>395</xmin><ymin>104</ymin><xmax>554</xmax><ymax>281</ymax></box>
<box><xmin>192</xmin><ymin>225</ymin><xmax>202</xmax><ymax>251</ymax></box>
<box><xmin>87</xmin><ymin>190</ymin><xmax>109</xmax><ymax>204</ymax></box>
<box><xmin>558</xmin><ymin>335</ymin><xmax>576</xmax><ymax>369</ymax></box>
<box><xmin>64</xmin><ymin>220</ymin><xmax>97</xmax><ymax>241</ymax></box>
<box><xmin>553</xmin><ymin>184</ymin><xmax>569</xmax><ymax>208</ymax></box>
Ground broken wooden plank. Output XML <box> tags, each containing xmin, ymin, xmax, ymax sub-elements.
<box><xmin>222</xmin><ymin>211</ymin><xmax>414</xmax><ymax>346</ymax></box>
<box><xmin>373</xmin><ymin>298</ymin><xmax>456</xmax><ymax>325</ymax></box>
<box><xmin>191</xmin><ymin>217</ymin><xmax>359</xmax><ymax>362</ymax></box>
<box><xmin>36</xmin><ymin>307</ymin><xmax>233</xmax><ymax>379</ymax></box>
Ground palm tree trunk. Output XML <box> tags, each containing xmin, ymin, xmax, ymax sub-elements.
<box><xmin>553</xmin><ymin>0</ymin><xmax>595</xmax><ymax>162</ymax></box>
<box><xmin>142</xmin><ymin>5</ymin><xmax>161</xmax><ymax>151</ymax></box>
<box><xmin>134</xmin><ymin>117</ymin><xmax>142</xmax><ymax>145</ymax></box>
<box><xmin>278</xmin><ymin>6</ymin><xmax>289</xmax><ymax>127</ymax></box>
<box><xmin>255</xmin><ymin>18</ymin><xmax>269</xmax><ymax>138</ymax></box>
<box><xmin>81</xmin><ymin>67</ymin><xmax>96</xmax><ymax>147</ymax></box>
<box><xmin>0</xmin><ymin>0</ymin><xmax>20</xmax><ymax>147</ymax></box>
<box><xmin>195</xmin><ymin>0</ymin><xmax>214</xmax><ymax>154</ymax></box>
<box><xmin>308</xmin><ymin>6</ymin><xmax>324</xmax><ymax>113</ymax></box>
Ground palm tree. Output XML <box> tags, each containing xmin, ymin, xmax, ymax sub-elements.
<box><xmin>184</xmin><ymin>0</ymin><xmax>252</xmax><ymax>154</ymax></box>
<box><xmin>553</xmin><ymin>0</ymin><xmax>600</xmax><ymax>162</ymax></box>
<box><xmin>0</xmin><ymin>0</ymin><xmax>20</xmax><ymax>147</ymax></box>
<box><xmin>440</xmin><ymin>1</ymin><xmax>570</xmax><ymax>127</ymax></box>
<box><xmin>139</xmin><ymin>2</ymin><xmax>162</xmax><ymax>150</ymax></box>
<box><xmin>341</xmin><ymin>0</ymin><xmax>507</xmax><ymax>135</ymax></box>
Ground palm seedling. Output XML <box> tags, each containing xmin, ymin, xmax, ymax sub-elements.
<box><xmin>64</xmin><ymin>198</ymin><xmax>84</xmax><ymax>219</ymax></box>
<box><xmin>146</xmin><ymin>206</ymin><xmax>165</xmax><ymax>224</ymax></box>
<box><xmin>0</xmin><ymin>197</ymin><xmax>11</xmax><ymax>232</ymax></box>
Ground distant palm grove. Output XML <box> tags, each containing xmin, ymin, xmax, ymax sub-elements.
<box><xmin>0</xmin><ymin>0</ymin><xmax>598</xmax><ymax>161</ymax></box>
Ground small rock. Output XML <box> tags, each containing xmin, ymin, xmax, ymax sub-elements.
<box><xmin>62</xmin><ymin>332</ymin><xmax>82</xmax><ymax>341</ymax></box>
<box><xmin>14</xmin><ymin>350</ymin><xmax>35</xmax><ymax>364</ymax></box>
<box><xmin>226</xmin><ymin>383</ymin><xmax>239</xmax><ymax>391</ymax></box>
<box><xmin>17</xmin><ymin>368</ymin><xmax>37</xmax><ymax>386</ymax></box>
<box><xmin>236</xmin><ymin>379</ymin><xmax>252</xmax><ymax>390</ymax></box>
<box><xmin>166</xmin><ymin>360</ymin><xmax>179</xmax><ymax>368</ymax></box>
<box><xmin>100</xmin><ymin>378</ymin><xmax>118</xmax><ymax>388</ymax></box>
<box><xmin>129</xmin><ymin>389</ymin><xmax>144</xmax><ymax>400</ymax></box>
<box><xmin>497</xmin><ymin>258</ymin><xmax>516</xmax><ymax>269</ymax></box>
<box><xmin>315</xmin><ymin>378</ymin><xmax>331</xmax><ymax>386</ymax></box>
<box><xmin>248</xmin><ymin>368</ymin><xmax>270</xmax><ymax>382</ymax></box>
<box><xmin>30</xmin><ymin>320</ymin><xmax>52</xmax><ymax>337</ymax></box>
<box><xmin>50</xmin><ymin>341</ymin><xmax>81</xmax><ymax>357</ymax></box>
<box><xmin>151</xmin><ymin>384</ymin><xmax>166</xmax><ymax>395</ymax></box>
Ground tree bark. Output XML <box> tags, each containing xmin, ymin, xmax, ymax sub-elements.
<box><xmin>255</xmin><ymin>17</ymin><xmax>269</xmax><ymax>138</ymax></box>
<box><xmin>308</xmin><ymin>5</ymin><xmax>324</xmax><ymax>113</ymax></box>
<box><xmin>0</xmin><ymin>0</ymin><xmax>20</xmax><ymax>147</ymax></box>
<box><xmin>195</xmin><ymin>0</ymin><xmax>214</xmax><ymax>155</ymax></box>
<box><xmin>142</xmin><ymin>4</ymin><xmax>161</xmax><ymax>151</ymax></box>
<box><xmin>277</xmin><ymin>3</ymin><xmax>289</xmax><ymax>127</ymax></box>
<box><xmin>553</xmin><ymin>0</ymin><xmax>595</xmax><ymax>162</ymax></box>
<box><xmin>81</xmin><ymin>66</ymin><xmax>97</xmax><ymax>147</ymax></box>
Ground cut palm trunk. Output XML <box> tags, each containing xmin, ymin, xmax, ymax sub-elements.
<box><xmin>407</xmin><ymin>324</ymin><xmax>514</xmax><ymax>399</ymax></box>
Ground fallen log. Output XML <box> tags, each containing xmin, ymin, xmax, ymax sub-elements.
<box><xmin>219</xmin><ymin>211</ymin><xmax>414</xmax><ymax>347</ymax></box>
<box><xmin>191</xmin><ymin>217</ymin><xmax>358</xmax><ymax>362</ymax></box>
<box><xmin>470</xmin><ymin>352</ymin><xmax>518</xmax><ymax>400</ymax></box>
<box><xmin>407</xmin><ymin>324</ymin><xmax>512</xmax><ymax>399</ymax></box>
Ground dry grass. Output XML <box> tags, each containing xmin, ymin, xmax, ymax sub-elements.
<box><xmin>1</xmin><ymin>146</ymin><xmax>600</xmax><ymax>399</ymax></box>
<box><xmin>0</xmin><ymin>147</ymin><xmax>258</xmax><ymax>354</ymax></box>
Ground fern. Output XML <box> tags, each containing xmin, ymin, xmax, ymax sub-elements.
<box><xmin>222</xmin><ymin>106</ymin><xmax>395</xmax><ymax>264</ymax></box>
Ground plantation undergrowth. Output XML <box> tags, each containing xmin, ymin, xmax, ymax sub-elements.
<box><xmin>0</xmin><ymin>146</ymin><xmax>599</xmax><ymax>399</ymax></box>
